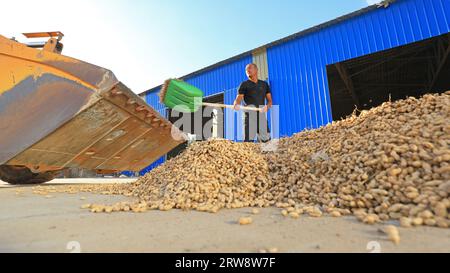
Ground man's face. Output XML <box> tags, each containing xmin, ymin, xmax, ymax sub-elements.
<box><xmin>246</xmin><ymin>64</ymin><xmax>258</xmax><ymax>78</ymax></box>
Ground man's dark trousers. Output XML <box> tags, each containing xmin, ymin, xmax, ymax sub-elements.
<box><xmin>243</xmin><ymin>111</ymin><xmax>271</xmax><ymax>143</ymax></box>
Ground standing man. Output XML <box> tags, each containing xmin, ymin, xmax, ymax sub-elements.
<box><xmin>233</xmin><ymin>63</ymin><xmax>273</xmax><ymax>143</ymax></box>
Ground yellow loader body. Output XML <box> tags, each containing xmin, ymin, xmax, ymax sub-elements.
<box><xmin>0</xmin><ymin>33</ymin><xmax>184</xmax><ymax>182</ymax></box>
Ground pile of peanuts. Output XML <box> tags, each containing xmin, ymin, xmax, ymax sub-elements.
<box><xmin>266</xmin><ymin>92</ymin><xmax>450</xmax><ymax>228</ymax></box>
<box><xmin>79</xmin><ymin>92</ymin><xmax>450</xmax><ymax>228</ymax></box>
<box><xmin>127</xmin><ymin>140</ymin><xmax>271</xmax><ymax>213</ymax></box>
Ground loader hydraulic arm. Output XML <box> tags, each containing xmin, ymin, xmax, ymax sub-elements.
<box><xmin>22</xmin><ymin>31</ymin><xmax>64</xmax><ymax>54</ymax></box>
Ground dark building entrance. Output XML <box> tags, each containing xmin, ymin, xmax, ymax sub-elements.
<box><xmin>327</xmin><ymin>33</ymin><xmax>450</xmax><ymax>121</ymax></box>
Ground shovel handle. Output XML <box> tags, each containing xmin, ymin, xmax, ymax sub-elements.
<box><xmin>202</xmin><ymin>102</ymin><xmax>263</xmax><ymax>112</ymax></box>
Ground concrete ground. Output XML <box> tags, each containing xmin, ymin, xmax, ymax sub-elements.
<box><xmin>0</xmin><ymin>179</ymin><xmax>449</xmax><ymax>253</ymax></box>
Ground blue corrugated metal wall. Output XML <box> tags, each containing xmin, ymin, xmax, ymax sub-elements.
<box><xmin>145</xmin><ymin>55</ymin><xmax>252</xmax><ymax>141</ymax></box>
<box><xmin>145</xmin><ymin>87</ymin><xmax>167</xmax><ymax>117</ymax></box>
<box><xmin>184</xmin><ymin>55</ymin><xmax>253</xmax><ymax>141</ymax></box>
<box><xmin>139</xmin><ymin>0</ymin><xmax>449</xmax><ymax>174</ymax></box>
<box><xmin>137</xmin><ymin>55</ymin><xmax>252</xmax><ymax>174</ymax></box>
<box><xmin>138</xmin><ymin>156</ymin><xmax>166</xmax><ymax>175</ymax></box>
<box><xmin>267</xmin><ymin>0</ymin><xmax>450</xmax><ymax>136</ymax></box>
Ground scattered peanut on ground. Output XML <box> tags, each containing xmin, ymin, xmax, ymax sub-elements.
<box><xmin>33</xmin><ymin>92</ymin><xmax>450</xmax><ymax>230</ymax></box>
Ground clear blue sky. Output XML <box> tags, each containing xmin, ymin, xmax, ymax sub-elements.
<box><xmin>2</xmin><ymin>0</ymin><xmax>380</xmax><ymax>93</ymax></box>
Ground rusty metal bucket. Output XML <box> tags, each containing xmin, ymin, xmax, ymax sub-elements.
<box><xmin>0</xmin><ymin>34</ymin><xmax>185</xmax><ymax>174</ymax></box>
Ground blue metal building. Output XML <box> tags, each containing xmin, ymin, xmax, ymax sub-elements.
<box><xmin>138</xmin><ymin>0</ymin><xmax>450</xmax><ymax>172</ymax></box>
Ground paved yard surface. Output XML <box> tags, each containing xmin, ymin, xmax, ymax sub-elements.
<box><xmin>1</xmin><ymin>179</ymin><xmax>449</xmax><ymax>253</ymax></box>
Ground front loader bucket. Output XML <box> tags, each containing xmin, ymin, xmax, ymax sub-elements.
<box><xmin>0</xmin><ymin>35</ymin><xmax>185</xmax><ymax>173</ymax></box>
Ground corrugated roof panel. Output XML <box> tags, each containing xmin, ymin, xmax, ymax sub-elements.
<box><xmin>253</xmin><ymin>48</ymin><xmax>269</xmax><ymax>81</ymax></box>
